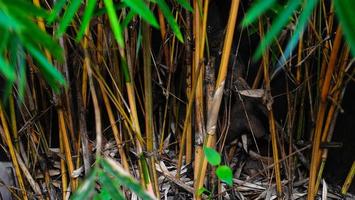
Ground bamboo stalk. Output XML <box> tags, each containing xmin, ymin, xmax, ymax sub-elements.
<box><xmin>341</xmin><ymin>161</ymin><xmax>355</xmax><ymax>195</ymax></box>
<box><xmin>258</xmin><ymin>18</ymin><xmax>283</xmax><ymax>198</ymax></box>
<box><xmin>142</xmin><ymin>17</ymin><xmax>160</xmax><ymax>197</ymax></box>
<box><xmin>195</xmin><ymin>0</ymin><xmax>240</xmax><ymax>198</ymax></box>
<box><xmin>0</xmin><ymin>102</ymin><xmax>28</xmax><ymax>199</ymax></box>
<box><xmin>307</xmin><ymin>25</ymin><xmax>342</xmax><ymax>200</ymax></box>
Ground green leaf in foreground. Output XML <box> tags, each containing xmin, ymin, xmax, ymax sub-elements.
<box><xmin>155</xmin><ymin>0</ymin><xmax>184</xmax><ymax>42</ymax></box>
<box><xmin>100</xmin><ymin>158</ymin><xmax>156</xmax><ymax>200</ymax></box>
<box><xmin>253</xmin><ymin>0</ymin><xmax>301</xmax><ymax>61</ymax></box>
<box><xmin>56</xmin><ymin>0</ymin><xmax>82</xmax><ymax>36</ymax></box>
<box><xmin>203</xmin><ymin>147</ymin><xmax>221</xmax><ymax>166</ymax></box>
<box><xmin>216</xmin><ymin>165</ymin><xmax>233</xmax><ymax>186</ymax></box>
<box><xmin>334</xmin><ymin>0</ymin><xmax>355</xmax><ymax>56</ymax></box>
<box><xmin>242</xmin><ymin>0</ymin><xmax>276</xmax><ymax>27</ymax></box>
<box><xmin>103</xmin><ymin>0</ymin><xmax>124</xmax><ymax>47</ymax></box>
<box><xmin>177</xmin><ymin>0</ymin><xmax>193</xmax><ymax>12</ymax></box>
<box><xmin>123</xmin><ymin>0</ymin><xmax>159</xmax><ymax>28</ymax></box>
<box><xmin>76</xmin><ymin>0</ymin><xmax>97</xmax><ymax>41</ymax></box>
<box><xmin>71</xmin><ymin>168</ymin><xmax>97</xmax><ymax>200</ymax></box>
<box><xmin>0</xmin><ymin>56</ymin><xmax>16</xmax><ymax>82</ymax></box>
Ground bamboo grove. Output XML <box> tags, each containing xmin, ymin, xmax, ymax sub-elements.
<box><xmin>0</xmin><ymin>0</ymin><xmax>354</xmax><ymax>199</ymax></box>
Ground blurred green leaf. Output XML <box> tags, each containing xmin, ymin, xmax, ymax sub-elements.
<box><xmin>0</xmin><ymin>56</ymin><xmax>16</xmax><ymax>81</ymax></box>
<box><xmin>96</xmin><ymin>188</ymin><xmax>111</xmax><ymax>200</ymax></box>
<box><xmin>71</xmin><ymin>168</ymin><xmax>97</xmax><ymax>200</ymax></box>
<box><xmin>9</xmin><ymin>7</ymin><xmax>63</xmax><ymax>60</ymax></box>
<box><xmin>155</xmin><ymin>0</ymin><xmax>184</xmax><ymax>42</ymax></box>
<box><xmin>100</xmin><ymin>158</ymin><xmax>155</xmax><ymax>200</ymax></box>
<box><xmin>242</xmin><ymin>0</ymin><xmax>276</xmax><ymax>27</ymax></box>
<box><xmin>0</xmin><ymin>11</ymin><xmax>22</xmax><ymax>31</ymax></box>
<box><xmin>123</xmin><ymin>0</ymin><xmax>159</xmax><ymax>28</ymax></box>
<box><xmin>253</xmin><ymin>0</ymin><xmax>301</xmax><ymax>60</ymax></box>
<box><xmin>177</xmin><ymin>0</ymin><xmax>193</xmax><ymax>12</ymax></box>
<box><xmin>103</xmin><ymin>0</ymin><xmax>124</xmax><ymax>47</ymax></box>
<box><xmin>24</xmin><ymin>42</ymin><xmax>66</xmax><ymax>88</ymax></box>
<box><xmin>203</xmin><ymin>147</ymin><xmax>221</xmax><ymax>166</ymax></box>
<box><xmin>98</xmin><ymin>170</ymin><xmax>125</xmax><ymax>200</ymax></box>
<box><xmin>334</xmin><ymin>0</ymin><xmax>355</xmax><ymax>56</ymax></box>
<box><xmin>76</xmin><ymin>0</ymin><xmax>97</xmax><ymax>41</ymax></box>
<box><xmin>0</xmin><ymin>29</ymin><xmax>10</xmax><ymax>54</ymax></box>
<box><xmin>56</xmin><ymin>0</ymin><xmax>82</xmax><ymax>36</ymax></box>
<box><xmin>216</xmin><ymin>165</ymin><xmax>233</xmax><ymax>186</ymax></box>
<box><xmin>3</xmin><ymin>0</ymin><xmax>50</xmax><ymax>19</ymax></box>
<box><xmin>279</xmin><ymin>0</ymin><xmax>319</xmax><ymax>68</ymax></box>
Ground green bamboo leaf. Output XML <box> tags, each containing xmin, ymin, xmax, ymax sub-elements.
<box><xmin>9</xmin><ymin>7</ymin><xmax>63</xmax><ymax>60</ymax></box>
<box><xmin>2</xmin><ymin>0</ymin><xmax>50</xmax><ymax>19</ymax></box>
<box><xmin>253</xmin><ymin>0</ymin><xmax>301</xmax><ymax>61</ymax></box>
<box><xmin>71</xmin><ymin>168</ymin><xmax>97</xmax><ymax>200</ymax></box>
<box><xmin>203</xmin><ymin>147</ymin><xmax>221</xmax><ymax>166</ymax></box>
<box><xmin>47</xmin><ymin>0</ymin><xmax>67</xmax><ymax>23</ymax></box>
<box><xmin>176</xmin><ymin>0</ymin><xmax>193</xmax><ymax>12</ymax></box>
<box><xmin>155</xmin><ymin>0</ymin><xmax>184</xmax><ymax>42</ymax></box>
<box><xmin>24</xmin><ymin>42</ymin><xmax>66</xmax><ymax>86</ymax></box>
<box><xmin>103</xmin><ymin>0</ymin><xmax>124</xmax><ymax>47</ymax></box>
<box><xmin>123</xmin><ymin>0</ymin><xmax>159</xmax><ymax>28</ymax></box>
<box><xmin>278</xmin><ymin>0</ymin><xmax>319</xmax><ymax>69</ymax></box>
<box><xmin>76</xmin><ymin>0</ymin><xmax>97</xmax><ymax>41</ymax></box>
<box><xmin>56</xmin><ymin>0</ymin><xmax>82</xmax><ymax>36</ymax></box>
<box><xmin>0</xmin><ymin>29</ymin><xmax>10</xmax><ymax>54</ymax></box>
<box><xmin>216</xmin><ymin>165</ymin><xmax>233</xmax><ymax>186</ymax></box>
<box><xmin>334</xmin><ymin>0</ymin><xmax>355</xmax><ymax>56</ymax></box>
<box><xmin>242</xmin><ymin>0</ymin><xmax>276</xmax><ymax>27</ymax></box>
<box><xmin>9</xmin><ymin>37</ymin><xmax>26</xmax><ymax>100</ymax></box>
<box><xmin>0</xmin><ymin>11</ymin><xmax>22</xmax><ymax>31</ymax></box>
<box><xmin>98</xmin><ymin>171</ymin><xmax>125</xmax><ymax>200</ymax></box>
<box><xmin>100</xmin><ymin>158</ymin><xmax>155</xmax><ymax>200</ymax></box>
<box><xmin>0</xmin><ymin>56</ymin><xmax>16</xmax><ymax>81</ymax></box>
<box><xmin>97</xmin><ymin>188</ymin><xmax>111</xmax><ymax>200</ymax></box>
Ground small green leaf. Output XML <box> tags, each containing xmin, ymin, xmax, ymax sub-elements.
<box><xmin>177</xmin><ymin>0</ymin><xmax>193</xmax><ymax>12</ymax></box>
<box><xmin>334</xmin><ymin>0</ymin><xmax>355</xmax><ymax>56</ymax></box>
<box><xmin>57</xmin><ymin>0</ymin><xmax>82</xmax><ymax>36</ymax></box>
<box><xmin>103</xmin><ymin>0</ymin><xmax>124</xmax><ymax>47</ymax></box>
<box><xmin>123</xmin><ymin>0</ymin><xmax>159</xmax><ymax>28</ymax></box>
<box><xmin>216</xmin><ymin>165</ymin><xmax>233</xmax><ymax>186</ymax></box>
<box><xmin>242</xmin><ymin>0</ymin><xmax>276</xmax><ymax>27</ymax></box>
<box><xmin>76</xmin><ymin>0</ymin><xmax>97</xmax><ymax>41</ymax></box>
<box><xmin>253</xmin><ymin>0</ymin><xmax>301</xmax><ymax>61</ymax></box>
<box><xmin>203</xmin><ymin>147</ymin><xmax>221</xmax><ymax>166</ymax></box>
<box><xmin>156</xmin><ymin>0</ymin><xmax>183</xmax><ymax>42</ymax></box>
<box><xmin>197</xmin><ymin>187</ymin><xmax>210</xmax><ymax>196</ymax></box>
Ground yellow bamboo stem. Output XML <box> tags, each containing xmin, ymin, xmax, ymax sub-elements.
<box><xmin>0</xmin><ymin>102</ymin><xmax>28</xmax><ymax>199</ymax></box>
<box><xmin>195</xmin><ymin>0</ymin><xmax>240</xmax><ymax>198</ymax></box>
<box><xmin>307</xmin><ymin>26</ymin><xmax>342</xmax><ymax>200</ymax></box>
